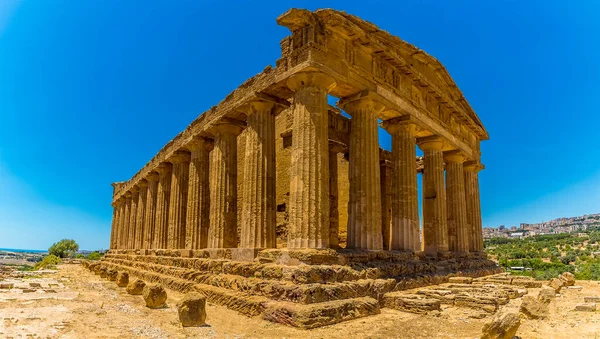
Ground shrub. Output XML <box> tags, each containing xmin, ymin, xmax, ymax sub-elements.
<box><xmin>48</xmin><ymin>239</ymin><xmax>79</xmax><ymax>258</ymax></box>
<box><xmin>87</xmin><ymin>252</ymin><xmax>103</xmax><ymax>260</ymax></box>
<box><xmin>34</xmin><ymin>255</ymin><xmax>62</xmax><ymax>270</ymax></box>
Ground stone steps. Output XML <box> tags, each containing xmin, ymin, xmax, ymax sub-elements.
<box><xmin>382</xmin><ymin>292</ymin><xmax>441</xmax><ymax>314</ymax></box>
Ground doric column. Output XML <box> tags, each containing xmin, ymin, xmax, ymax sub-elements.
<box><xmin>135</xmin><ymin>180</ymin><xmax>148</xmax><ymax>250</ymax></box>
<box><xmin>144</xmin><ymin>172</ymin><xmax>159</xmax><ymax>249</ymax></box>
<box><xmin>418</xmin><ymin>136</ymin><xmax>448</xmax><ymax>256</ymax></box>
<box><xmin>328</xmin><ymin>142</ymin><xmax>345</xmax><ymax>248</ymax></box>
<box><xmin>154</xmin><ymin>162</ymin><xmax>172</xmax><ymax>249</ymax></box>
<box><xmin>185</xmin><ymin>137</ymin><xmax>213</xmax><ymax>249</ymax></box>
<box><xmin>116</xmin><ymin>198</ymin><xmax>125</xmax><ymax>249</ymax></box>
<box><xmin>338</xmin><ymin>92</ymin><xmax>384</xmax><ymax>250</ymax></box>
<box><xmin>128</xmin><ymin>187</ymin><xmax>138</xmax><ymax>249</ymax></box>
<box><xmin>209</xmin><ymin>121</ymin><xmax>244</xmax><ymax>248</ymax></box>
<box><xmin>380</xmin><ymin>158</ymin><xmax>392</xmax><ymax>250</ymax></box>
<box><xmin>167</xmin><ymin>151</ymin><xmax>191</xmax><ymax>249</ymax></box>
<box><xmin>286</xmin><ymin>72</ymin><xmax>336</xmax><ymax>249</ymax></box>
<box><xmin>464</xmin><ymin>161</ymin><xmax>484</xmax><ymax>252</ymax></box>
<box><xmin>109</xmin><ymin>202</ymin><xmax>117</xmax><ymax>249</ymax></box>
<box><xmin>241</xmin><ymin>101</ymin><xmax>276</xmax><ymax>249</ymax></box>
<box><xmin>122</xmin><ymin>192</ymin><xmax>132</xmax><ymax>249</ymax></box>
<box><xmin>445</xmin><ymin>151</ymin><xmax>469</xmax><ymax>252</ymax></box>
<box><xmin>382</xmin><ymin>120</ymin><xmax>420</xmax><ymax>251</ymax></box>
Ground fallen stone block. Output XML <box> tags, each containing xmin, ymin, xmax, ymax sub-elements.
<box><xmin>481</xmin><ymin>312</ymin><xmax>521</xmax><ymax>339</ymax></box>
<box><xmin>382</xmin><ymin>292</ymin><xmax>441</xmax><ymax>314</ymax></box>
<box><xmin>584</xmin><ymin>296</ymin><xmax>600</xmax><ymax>303</ymax></box>
<box><xmin>143</xmin><ymin>284</ymin><xmax>167</xmax><ymax>309</ymax></box>
<box><xmin>0</xmin><ymin>283</ymin><xmax>13</xmax><ymax>289</ymax></box>
<box><xmin>29</xmin><ymin>282</ymin><xmax>41</xmax><ymax>288</ymax></box>
<box><xmin>22</xmin><ymin>289</ymin><xmax>35</xmax><ymax>293</ymax></box>
<box><xmin>177</xmin><ymin>293</ymin><xmax>207</xmax><ymax>327</ymax></box>
<box><xmin>116</xmin><ymin>271</ymin><xmax>129</xmax><ymax>287</ymax></box>
<box><xmin>448</xmin><ymin>277</ymin><xmax>473</xmax><ymax>284</ymax></box>
<box><xmin>126</xmin><ymin>279</ymin><xmax>146</xmax><ymax>295</ymax></box>
<box><xmin>106</xmin><ymin>269</ymin><xmax>118</xmax><ymax>282</ymax></box>
<box><xmin>520</xmin><ymin>295</ymin><xmax>548</xmax><ymax>319</ymax></box>
<box><xmin>567</xmin><ymin>286</ymin><xmax>583</xmax><ymax>290</ymax></box>
<box><xmin>537</xmin><ymin>286</ymin><xmax>556</xmax><ymax>304</ymax></box>
<box><xmin>559</xmin><ymin>272</ymin><xmax>575</xmax><ymax>286</ymax></box>
<box><xmin>454</xmin><ymin>294</ymin><xmax>498</xmax><ymax>314</ymax></box>
<box><xmin>574</xmin><ymin>303</ymin><xmax>596</xmax><ymax>312</ymax></box>
<box><xmin>548</xmin><ymin>278</ymin><xmax>565</xmax><ymax>293</ymax></box>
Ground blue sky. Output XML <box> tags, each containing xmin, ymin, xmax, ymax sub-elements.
<box><xmin>1</xmin><ymin>1</ymin><xmax>599</xmax><ymax>250</ymax></box>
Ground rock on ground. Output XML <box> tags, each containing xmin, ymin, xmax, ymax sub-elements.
<box><xmin>520</xmin><ymin>295</ymin><xmax>548</xmax><ymax>319</ymax></box>
<box><xmin>548</xmin><ymin>278</ymin><xmax>565</xmax><ymax>293</ymax></box>
<box><xmin>559</xmin><ymin>272</ymin><xmax>576</xmax><ymax>286</ymax></box>
<box><xmin>126</xmin><ymin>278</ymin><xmax>146</xmax><ymax>295</ymax></box>
<box><xmin>574</xmin><ymin>303</ymin><xmax>597</xmax><ymax>312</ymax></box>
<box><xmin>481</xmin><ymin>312</ymin><xmax>521</xmax><ymax>339</ymax></box>
<box><xmin>143</xmin><ymin>284</ymin><xmax>167</xmax><ymax>309</ymax></box>
<box><xmin>177</xmin><ymin>293</ymin><xmax>207</xmax><ymax>327</ymax></box>
<box><xmin>537</xmin><ymin>286</ymin><xmax>556</xmax><ymax>304</ymax></box>
<box><xmin>116</xmin><ymin>271</ymin><xmax>129</xmax><ymax>287</ymax></box>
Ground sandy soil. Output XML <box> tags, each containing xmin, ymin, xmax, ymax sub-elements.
<box><xmin>1</xmin><ymin>264</ymin><xmax>599</xmax><ymax>338</ymax></box>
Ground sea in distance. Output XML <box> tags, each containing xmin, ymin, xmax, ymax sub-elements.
<box><xmin>0</xmin><ymin>248</ymin><xmax>47</xmax><ymax>253</ymax></box>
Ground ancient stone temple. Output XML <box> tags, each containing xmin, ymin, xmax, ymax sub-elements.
<box><xmin>103</xmin><ymin>8</ymin><xmax>499</xmax><ymax>328</ymax></box>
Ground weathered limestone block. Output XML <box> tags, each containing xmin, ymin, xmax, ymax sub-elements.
<box><xmin>382</xmin><ymin>292</ymin><xmax>441</xmax><ymax>314</ymax></box>
<box><xmin>449</xmin><ymin>276</ymin><xmax>473</xmax><ymax>284</ymax></box>
<box><xmin>537</xmin><ymin>286</ymin><xmax>556</xmax><ymax>304</ymax></box>
<box><xmin>548</xmin><ymin>277</ymin><xmax>565</xmax><ymax>293</ymax></box>
<box><xmin>338</xmin><ymin>92</ymin><xmax>384</xmax><ymax>250</ymax></box>
<box><xmin>98</xmin><ymin>266</ymin><xmax>108</xmax><ymax>278</ymax></box>
<box><xmin>286</xmin><ymin>72</ymin><xmax>335</xmax><ymax>249</ymax></box>
<box><xmin>584</xmin><ymin>296</ymin><xmax>600</xmax><ymax>302</ymax></box>
<box><xmin>116</xmin><ymin>271</ymin><xmax>129</xmax><ymax>287</ymax></box>
<box><xmin>126</xmin><ymin>279</ymin><xmax>146</xmax><ymax>295</ymax></box>
<box><xmin>481</xmin><ymin>312</ymin><xmax>521</xmax><ymax>339</ymax></box>
<box><xmin>177</xmin><ymin>293</ymin><xmax>207</xmax><ymax>327</ymax></box>
<box><xmin>143</xmin><ymin>284</ymin><xmax>168</xmax><ymax>309</ymax></box>
<box><xmin>418</xmin><ymin>136</ymin><xmax>448</xmax><ymax>255</ymax></box>
<box><xmin>559</xmin><ymin>272</ymin><xmax>575</xmax><ymax>286</ymax></box>
<box><xmin>454</xmin><ymin>294</ymin><xmax>498</xmax><ymax>314</ymax></box>
<box><xmin>106</xmin><ymin>269</ymin><xmax>118</xmax><ymax>282</ymax></box>
<box><xmin>519</xmin><ymin>295</ymin><xmax>548</xmax><ymax>319</ymax></box>
<box><xmin>575</xmin><ymin>303</ymin><xmax>597</xmax><ymax>312</ymax></box>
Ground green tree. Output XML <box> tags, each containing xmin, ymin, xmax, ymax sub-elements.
<box><xmin>34</xmin><ymin>255</ymin><xmax>62</xmax><ymax>270</ymax></box>
<box><xmin>48</xmin><ymin>239</ymin><xmax>79</xmax><ymax>258</ymax></box>
<box><xmin>87</xmin><ymin>252</ymin><xmax>103</xmax><ymax>260</ymax></box>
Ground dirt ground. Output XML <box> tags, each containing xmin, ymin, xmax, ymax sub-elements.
<box><xmin>1</xmin><ymin>264</ymin><xmax>599</xmax><ymax>338</ymax></box>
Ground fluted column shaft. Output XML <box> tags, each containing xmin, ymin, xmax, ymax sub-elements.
<box><xmin>186</xmin><ymin>138</ymin><xmax>212</xmax><ymax>249</ymax></box>
<box><xmin>109</xmin><ymin>203</ymin><xmax>117</xmax><ymax>249</ymax></box>
<box><xmin>128</xmin><ymin>189</ymin><xmax>138</xmax><ymax>249</ymax></box>
<box><xmin>116</xmin><ymin>200</ymin><xmax>126</xmax><ymax>249</ymax></box>
<box><xmin>419</xmin><ymin>137</ymin><xmax>448</xmax><ymax>256</ymax></box>
<box><xmin>465</xmin><ymin>162</ymin><xmax>484</xmax><ymax>252</ymax></box>
<box><xmin>135</xmin><ymin>181</ymin><xmax>148</xmax><ymax>250</ymax></box>
<box><xmin>384</xmin><ymin>122</ymin><xmax>420</xmax><ymax>251</ymax></box>
<box><xmin>241</xmin><ymin>101</ymin><xmax>276</xmax><ymax>249</ymax></box>
<box><xmin>445</xmin><ymin>153</ymin><xmax>469</xmax><ymax>252</ymax></box>
<box><xmin>286</xmin><ymin>72</ymin><xmax>336</xmax><ymax>249</ymax></box>
<box><xmin>380</xmin><ymin>160</ymin><xmax>392</xmax><ymax>250</ymax></box>
<box><xmin>122</xmin><ymin>194</ymin><xmax>132</xmax><ymax>249</ymax></box>
<box><xmin>144</xmin><ymin>173</ymin><xmax>159</xmax><ymax>249</ymax></box>
<box><xmin>154</xmin><ymin>163</ymin><xmax>172</xmax><ymax>249</ymax></box>
<box><xmin>329</xmin><ymin>143</ymin><xmax>345</xmax><ymax>248</ymax></box>
<box><xmin>167</xmin><ymin>152</ymin><xmax>191</xmax><ymax>249</ymax></box>
<box><xmin>209</xmin><ymin>123</ymin><xmax>243</xmax><ymax>248</ymax></box>
<box><xmin>339</xmin><ymin>94</ymin><xmax>383</xmax><ymax>250</ymax></box>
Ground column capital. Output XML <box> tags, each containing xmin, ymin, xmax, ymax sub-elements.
<box><xmin>168</xmin><ymin>150</ymin><xmax>191</xmax><ymax>164</ymax></box>
<box><xmin>287</xmin><ymin>71</ymin><xmax>336</xmax><ymax>92</ymax></box>
<box><xmin>443</xmin><ymin>150</ymin><xmax>466</xmax><ymax>163</ymax></box>
<box><xmin>211</xmin><ymin>118</ymin><xmax>245</xmax><ymax>136</ymax></box>
<box><xmin>417</xmin><ymin>136</ymin><xmax>445</xmax><ymax>151</ymax></box>
<box><xmin>187</xmin><ymin>136</ymin><xmax>214</xmax><ymax>152</ymax></box>
<box><xmin>464</xmin><ymin>161</ymin><xmax>485</xmax><ymax>173</ymax></box>
<box><xmin>337</xmin><ymin>90</ymin><xmax>385</xmax><ymax>115</ymax></box>
<box><xmin>125</xmin><ymin>191</ymin><xmax>132</xmax><ymax>200</ymax></box>
<box><xmin>381</xmin><ymin>116</ymin><xmax>420</xmax><ymax>135</ymax></box>
<box><xmin>137</xmin><ymin>179</ymin><xmax>149</xmax><ymax>188</ymax></box>
<box><xmin>155</xmin><ymin>162</ymin><xmax>173</xmax><ymax>175</ymax></box>
<box><xmin>146</xmin><ymin>171</ymin><xmax>160</xmax><ymax>182</ymax></box>
<box><xmin>329</xmin><ymin>140</ymin><xmax>346</xmax><ymax>155</ymax></box>
<box><xmin>131</xmin><ymin>185</ymin><xmax>139</xmax><ymax>198</ymax></box>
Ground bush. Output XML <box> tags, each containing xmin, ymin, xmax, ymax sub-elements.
<box><xmin>75</xmin><ymin>253</ymin><xmax>85</xmax><ymax>259</ymax></box>
<box><xmin>87</xmin><ymin>252</ymin><xmax>103</xmax><ymax>260</ymax></box>
<box><xmin>48</xmin><ymin>239</ymin><xmax>79</xmax><ymax>258</ymax></box>
<box><xmin>34</xmin><ymin>255</ymin><xmax>62</xmax><ymax>270</ymax></box>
